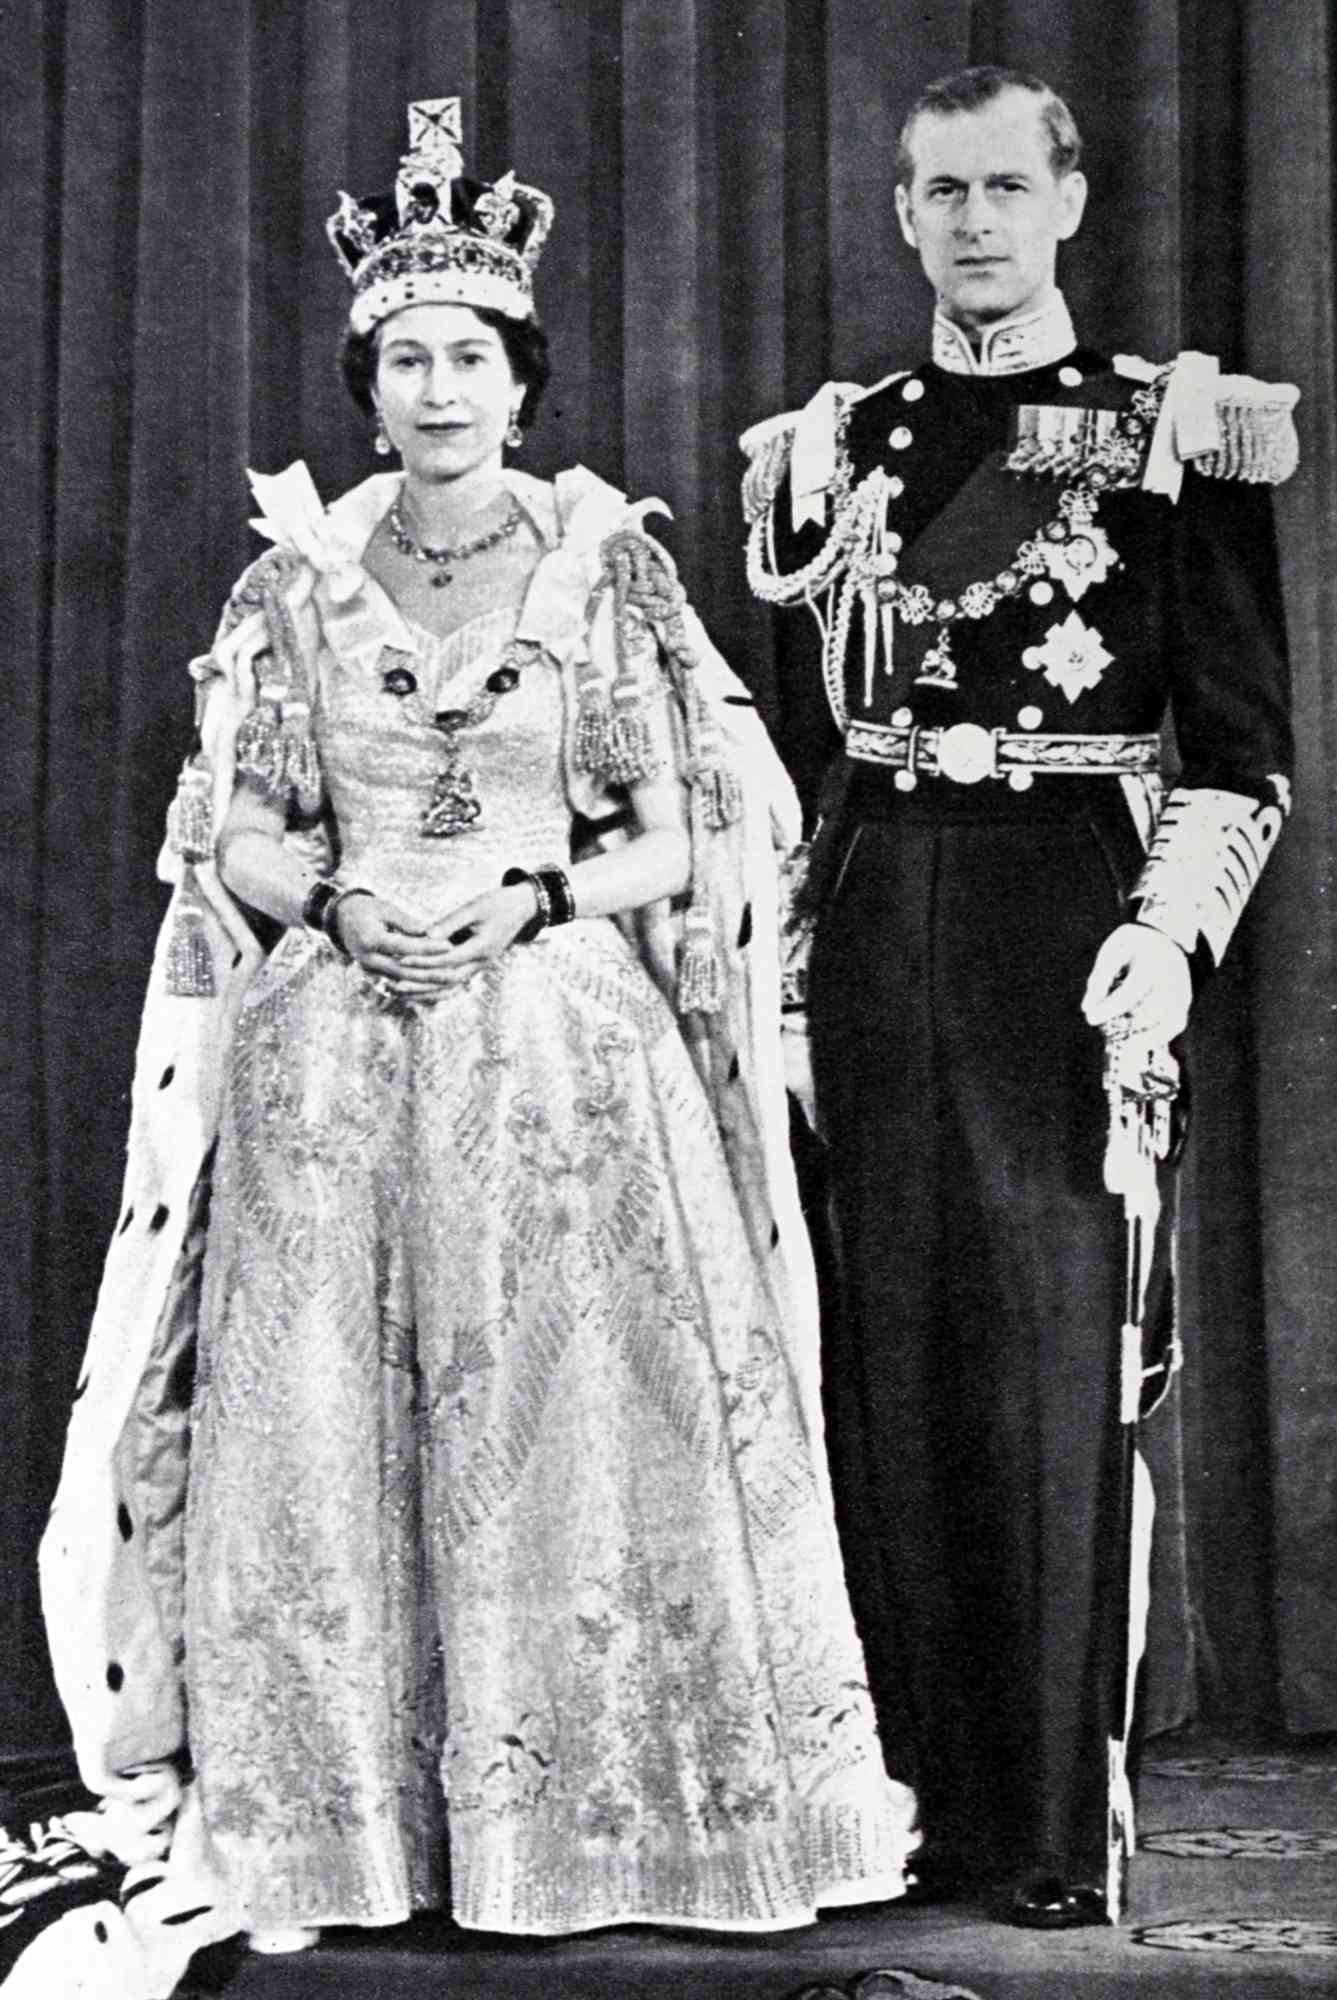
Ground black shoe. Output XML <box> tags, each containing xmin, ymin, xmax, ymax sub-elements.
<box><xmin>1007</xmin><ymin>1872</ymin><xmax>1108</xmax><ymax>1929</ymax></box>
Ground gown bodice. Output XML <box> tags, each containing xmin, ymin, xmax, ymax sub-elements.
<box><xmin>315</xmin><ymin>601</ymin><xmax>572</xmax><ymax>918</ymax></box>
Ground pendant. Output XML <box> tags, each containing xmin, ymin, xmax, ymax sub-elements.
<box><xmin>915</xmin><ymin>626</ymin><xmax>958</xmax><ymax>690</ymax></box>
<box><xmin>414</xmin><ymin>646</ymin><xmax>526</xmax><ymax>837</ymax></box>
<box><xmin>421</xmin><ymin>754</ymin><xmax>482</xmax><ymax>835</ymax></box>
<box><xmin>430</xmin><ymin>568</ymin><xmax>453</xmax><ymax>589</ymax></box>
<box><xmin>1040</xmin><ymin>522</ymin><xmax>1117</xmax><ymax>601</ymax></box>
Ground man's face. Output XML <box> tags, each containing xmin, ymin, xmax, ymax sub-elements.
<box><xmin>895</xmin><ymin>90</ymin><xmax>1087</xmax><ymax>331</ymax></box>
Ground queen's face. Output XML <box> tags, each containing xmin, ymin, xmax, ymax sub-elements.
<box><xmin>895</xmin><ymin>90</ymin><xmax>1087</xmax><ymax>331</ymax></box>
<box><xmin>373</xmin><ymin>302</ymin><xmax>521</xmax><ymax>485</ymax></box>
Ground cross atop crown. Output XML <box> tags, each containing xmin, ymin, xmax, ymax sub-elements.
<box><xmin>396</xmin><ymin>98</ymin><xmax>464</xmax><ymax>219</ymax></box>
<box><xmin>407</xmin><ymin>97</ymin><xmax>462</xmax><ymax>175</ymax></box>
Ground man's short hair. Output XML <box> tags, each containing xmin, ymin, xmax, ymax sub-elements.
<box><xmin>895</xmin><ymin>66</ymin><xmax>1083</xmax><ymax>188</ymax></box>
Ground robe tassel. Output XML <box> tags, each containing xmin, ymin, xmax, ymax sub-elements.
<box><xmin>677</xmin><ymin>914</ymin><xmax>723</xmax><ymax>1014</ymax></box>
<box><xmin>164</xmin><ymin>865</ymin><xmax>216</xmax><ymax>998</ymax></box>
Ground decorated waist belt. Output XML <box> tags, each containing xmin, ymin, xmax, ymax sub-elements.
<box><xmin>845</xmin><ymin>720</ymin><xmax>1160</xmax><ymax>791</ymax></box>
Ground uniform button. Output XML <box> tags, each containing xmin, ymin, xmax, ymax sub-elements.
<box><xmin>894</xmin><ymin>768</ymin><xmax>918</xmax><ymax>792</ymax></box>
<box><xmin>892</xmin><ymin>706</ymin><xmax>914</xmax><ymax>726</ymax></box>
<box><xmin>888</xmin><ymin>426</ymin><xmax>913</xmax><ymax>450</ymax></box>
<box><xmin>887</xmin><ymin>531</ymin><xmax>903</xmax><ymax>552</ymax></box>
<box><xmin>1018</xmin><ymin>705</ymin><xmax>1044</xmax><ymax>729</ymax></box>
<box><xmin>887</xmin><ymin>475</ymin><xmax>905</xmax><ymax>498</ymax></box>
<box><xmin>1058</xmin><ymin>365</ymin><xmax>1083</xmax><ymax>388</ymax></box>
<box><xmin>901</xmin><ymin>378</ymin><xmax>925</xmax><ymax>403</ymax></box>
<box><xmin>1008</xmin><ymin>770</ymin><xmax>1036</xmax><ymax>792</ymax></box>
<box><xmin>1029</xmin><ymin>580</ymin><xmax>1055</xmax><ymax>606</ymax></box>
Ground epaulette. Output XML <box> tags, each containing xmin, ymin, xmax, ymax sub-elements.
<box><xmin>740</xmin><ymin>378</ymin><xmax>871</xmax><ymax>529</ymax></box>
<box><xmin>1191</xmin><ymin>376</ymin><xmax>1300</xmax><ymax>485</ymax></box>
<box><xmin>1114</xmin><ymin>351</ymin><xmax>1299</xmax><ymax>496</ymax></box>
<box><xmin>849</xmin><ymin>369</ymin><xmax>912</xmax><ymax>406</ymax></box>
<box><xmin>739</xmin><ymin>406</ymin><xmax>800</xmax><ymax>529</ymax></box>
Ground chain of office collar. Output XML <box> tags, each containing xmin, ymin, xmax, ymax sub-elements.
<box><xmin>843</xmin><ymin>377</ymin><xmax>1166</xmax><ymax>626</ymax></box>
<box><xmin>819</xmin><ymin>374</ymin><xmax>1170</xmax><ymax>728</ymax></box>
<box><xmin>747</xmin><ymin>372</ymin><xmax>1168</xmax><ymax>624</ymax></box>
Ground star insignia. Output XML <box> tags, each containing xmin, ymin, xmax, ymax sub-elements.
<box><xmin>1023</xmin><ymin>611</ymin><xmax>1114</xmax><ymax>702</ymax></box>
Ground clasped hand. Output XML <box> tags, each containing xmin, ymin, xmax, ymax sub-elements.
<box><xmin>335</xmin><ymin>883</ymin><xmax>538</xmax><ymax>997</ymax></box>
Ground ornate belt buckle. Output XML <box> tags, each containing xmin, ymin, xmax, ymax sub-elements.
<box><xmin>935</xmin><ymin>722</ymin><xmax>997</xmax><ymax>785</ymax></box>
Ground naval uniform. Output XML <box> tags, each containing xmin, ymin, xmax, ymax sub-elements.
<box><xmin>743</xmin><ymin>296</ymin><xmax>1296</xmax><ymax>1892</ymax></box>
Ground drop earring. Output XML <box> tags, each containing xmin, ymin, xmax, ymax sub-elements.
<box><xmin>505</xmin><ymin>413</ymin><xmax>524</xmax><ymax>450</ymax></box>
<box><xmin>374</xmin><ymin>416</ymin><xmax>393</xmax><ymax>457</ymax></box>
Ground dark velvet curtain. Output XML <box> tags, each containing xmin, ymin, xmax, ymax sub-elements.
<box><xmin>4</xmin><ymin>0</ymin><xmax>1335</xmax><ymax>1761</ymax></box>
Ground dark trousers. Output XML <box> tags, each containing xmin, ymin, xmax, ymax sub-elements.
<box><xmin>809</xmin><ymin>784</ymin><xmax>1146</xmax><ymax>1879</ymax></box>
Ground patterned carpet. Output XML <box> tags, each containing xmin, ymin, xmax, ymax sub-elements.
<box><xmin>4</xmin><ymin>1743</ymin><xmax>1336</xmax><ymax>1997</ymax></box>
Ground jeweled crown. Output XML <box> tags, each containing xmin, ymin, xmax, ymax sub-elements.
<box><xmin>327</xmin><ymin>98</ymin><xmax>554</xmax><ymax>331</ymax></box>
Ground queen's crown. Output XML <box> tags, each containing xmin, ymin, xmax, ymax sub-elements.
<box><xmin>327</xmin><ymin>98</ymin><xmax>554</xmax><ymax>330</ymax></box>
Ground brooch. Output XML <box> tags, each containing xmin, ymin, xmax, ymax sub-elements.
<box><xmin>1022</xmin><ymin>611</ymin><xmax>1115</xmax><ymax>702</ymax></box>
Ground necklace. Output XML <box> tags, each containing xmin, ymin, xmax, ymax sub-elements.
<box><xmin>388</xmin><ymin>493</ymin><xmax>525</xmax><ymax>587</ymax></box>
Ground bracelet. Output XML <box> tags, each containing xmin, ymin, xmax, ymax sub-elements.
<box><xmin>301</xmin><ymin>879</ymin><xmax>342</xmax><ymax>935</ymax></box>
<box><xmin>534</xmin><ymin>865</ymin><xmax>577</xmax><ymax>927</ymax></box>
<box><xmin>501</xmin><ymin>865</ymin><xmax>577</xmax><ymax>943</ymax></box>
<box><xmin>324</xmin><ymin>885</ymin><xmax>374</xmax><ymax>958</ymax></box>
<box><xmin>501</xmin><ymin>868</ymin><xmax>545</xmax><ymax>942</ymax></box>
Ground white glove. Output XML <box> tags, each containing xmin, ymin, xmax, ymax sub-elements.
<box><xmin>1082</xmin><ymin>921</ymin><xmax>1192</xmax><ymax>1045</ymax></box>
<box><xmin>781</xmin><ymin>1016</ymin><xmax>818</xmax><ymax>1133</ymax></box>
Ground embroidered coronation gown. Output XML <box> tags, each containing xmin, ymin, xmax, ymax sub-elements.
<box><xmin>182</xmin><ymin>480</ymin><xmax>916</xmax><ymax>1936</ymax></box>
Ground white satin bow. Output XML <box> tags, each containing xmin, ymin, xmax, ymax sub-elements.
<box><xmin>247</xmin><ymin>460</ymin><xmax>365</xmax><ymax>603</ymax></box>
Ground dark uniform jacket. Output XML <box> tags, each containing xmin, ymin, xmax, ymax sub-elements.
<box><xmin>743</xmin><ymin>312</ymin><xmax>1297</xmax><ymax>984</ymax></box>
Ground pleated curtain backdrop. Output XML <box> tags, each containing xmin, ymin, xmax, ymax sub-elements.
<box><xmin>4</xmin><ymin>0</ymin><xmax>1335</xmax><ymax>1762</ymax></box>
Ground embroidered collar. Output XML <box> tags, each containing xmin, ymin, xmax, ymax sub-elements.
<box><xmin>932</xmin><ymin>292</ymin><xmax>1077</xmax><ymax>377</ymax></box>
<box><xmin>249</xmin><ymin>460</ymin><xmax>666</xmax><ymax>672</ymax></box>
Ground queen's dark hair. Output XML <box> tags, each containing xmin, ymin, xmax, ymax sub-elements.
<box><xmin>895</xmin><ymin>66</ymin><xmax>1083</xmax><ymax>188</ymax></box>
<box><xmin>338</xmin><ymin>305</ymin><xmax>552</xmax><ymax>430</ymax></box>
